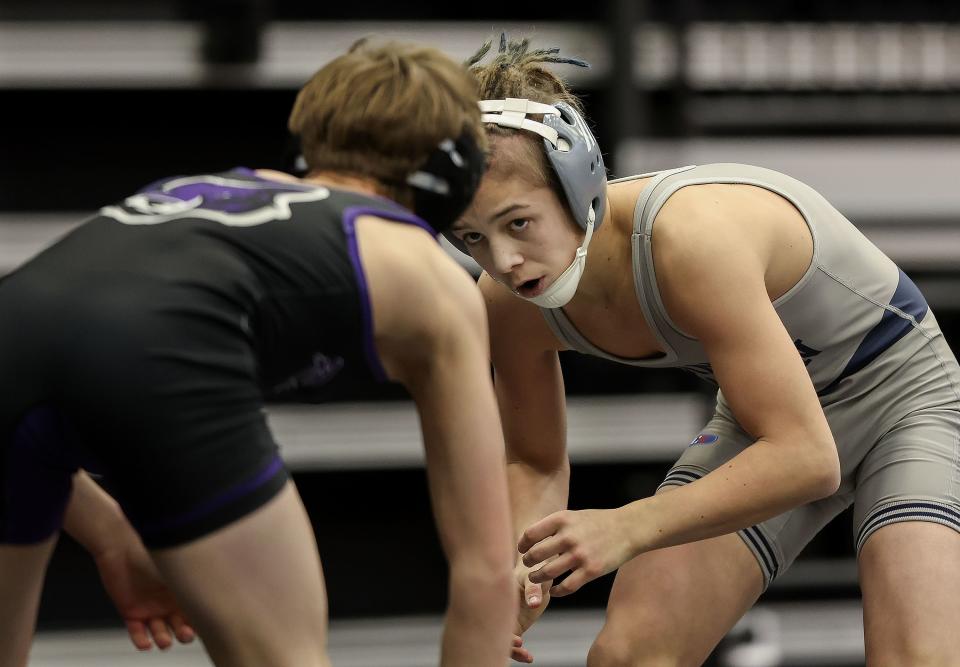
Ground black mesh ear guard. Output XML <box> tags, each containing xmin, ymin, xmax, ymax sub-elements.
<box><xmin>283</xmin><ymin>130</ymin><xmax>485</xmax><ymax>234</ymax></box>
<box><xmin>406</xmin><ymin>130</ymin><xmax>487</xmax><ymax>234</ymax></box>
<box><xmin>284</xmin><ymin>133</ymin><xmax>309</xmax><ymax>176</ymax></box>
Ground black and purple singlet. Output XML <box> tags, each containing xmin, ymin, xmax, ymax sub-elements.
<box><xmin>0</xmin><ymin>168</ymin><xmax>434</xmax><ymax>547</ymax></box>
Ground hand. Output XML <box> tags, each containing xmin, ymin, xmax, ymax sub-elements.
<box><xmin>518</xmin><ymin>508</ymin><xmax>635</xmax><ymax>597</ymax></box>
<box><xmin>93</xmin><ymin>538</ymin><xmax>196</xmax><ymax>651</ymax></box>
<box><xmin>510</xmin><ymin>562</ymin><xmax>551</xmax><ymax>663</ymax></box>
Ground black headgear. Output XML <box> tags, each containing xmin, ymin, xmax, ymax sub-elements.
<box><xmin>405</xmin><ymin>130</ymin><xmax>486</xmax><ymax>234</ymax></box>
<box><xmin>285</xmin><ymin>130</ymin><xmax>485</xmax><ymax>234</ymax></box>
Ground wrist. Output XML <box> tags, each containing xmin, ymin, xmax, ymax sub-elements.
<box><xmin>64</xmin><ymin>474</ymin><xmax>136</xmax><ymax>558</ymax></box>
<box><xmin>89</xmin><ymin>511</ymin><xmax>137</xmax><ymax>560</ymax></box>
<box><xmin>83</xmin><ymin>506</ymin><xmax>135</xmax><ymax>560</ymax></box>
<box><xmin>618</xmin><ymin>498</ymin><xmax>656</xmax><ymax>556</ymax></box>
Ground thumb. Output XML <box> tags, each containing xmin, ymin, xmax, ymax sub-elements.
<box><xmin>525</xmin><ymin>581</ymin><xmax>544</xmax><ymax>608</ymax></box>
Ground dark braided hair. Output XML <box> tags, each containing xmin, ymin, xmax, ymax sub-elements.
<box><xmin>467</xmin><ymin>34</ymin><xmax>589</xmax><ymax>117</ymax></box>
<box><xmin>466</xmin><ymin>34</ymin><xmax>592</xmax><ymax>211</ymax></box>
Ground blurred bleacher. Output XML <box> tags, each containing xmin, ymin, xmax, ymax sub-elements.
<box><xmin>1</xmin><ymin>1</ymin><xmax>958</xmax><ymax>665</ymax></box>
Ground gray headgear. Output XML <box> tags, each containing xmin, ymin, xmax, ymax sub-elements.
<box><xmin>444</xmin><ymin>97</ymin><xmax>606</xmax><ymax>254</ymax></box>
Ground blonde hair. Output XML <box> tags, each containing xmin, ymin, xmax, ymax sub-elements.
<box><xmin>466</xmin><ymin>34</ymin><xmax>590</xmax><ymax>199</ymax></box>
<box><xmin>289</xmin><ymin>39</ymin><xmax>485</xmax><ymax>202</ymax></box>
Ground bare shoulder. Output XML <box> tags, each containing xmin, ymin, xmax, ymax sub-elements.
<box><xmin>651</xmin><ymin>188</ymin><xmax>768</xmax><ymax>336</ymax></box>
<box><xmin>651</xmin><ymin>184</ymin><xmax>759</xmax><ymax>268</ymax></box>
<box><xmin>252</xmin><ymin>168</ymin><xmax>304</xmax><ymax>184</ymax></box>
<box><xmin>354</xmin><ymin>215</ymin><xmax>484</xmax><ymax>346</ymax></box>
<box><xmin>654</xmin><ymin>185</ymin><xmax>727</xmax><ymax>245</ymax></box>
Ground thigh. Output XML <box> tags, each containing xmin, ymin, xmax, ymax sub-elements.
<box><xmin>1</xmin><ymin>407</ymin><xmax>80</xmax><ymax>544</ymax></box>
<box><xmin>854</xmin><ymin>407</ymin><xmax>960</xmax><ymax>665</ymax></box>
<box><xmin>859</xmin><ymin>521</ymin><xmax>960</xmax><ymax>666</ymax></box>
<box><xmin>662</xmin><ymin>411</ymin><xmax>854</xmax><ymax>588</ymax></box>
<box><xmin>150</xmin><ymin>481</ymin><xmax>330</xmax><ymax>667</ymax></box>
<box><xmin>592</xmin><ymin>526</ymin><xmax>762</xmax><ymax>667</ymax></box>
<box><xmin>60</xmin><ymin>307</ymin><xmax>288</xmax><ymax>548</ymax></box>
<box><xmin>0</xmin><ymin>536</ymin><xmax>59</xmax><ymax>667</ymax></box>
<box><xmin>853</xmin><ymin>407</ymin><xmax>960</xmax><ymax>553</ymax></box>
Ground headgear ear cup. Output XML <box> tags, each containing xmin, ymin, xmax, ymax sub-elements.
<box><xmin>407</xmin><ymin>131</ymin><xmax>487</xmax><ymax>234</ymax></box>
<box><xmin>442</xmin><ymin>98</ymin><xmax>606</xmax><ymax>254</ymax></box>
<box><xmin>540</xmin><ymin>102</ymin><xmax>606</xmax><ymax>233</ymax></box>
<box><xmin>284</xmin><ymin>133</ymin><xmax>308</xmax><ymax>176</ymax></box>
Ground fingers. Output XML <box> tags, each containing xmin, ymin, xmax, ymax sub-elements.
<box><xmin>126</xmin><ymin>620</ymin><xmax>152</xmax><ymax>651</ymax></box>
<box><xmin>517</xmin><ymin>512</ymin><xmax>567</xmax><ymax>553</ymax></box>
<box><xmin>550</xmin><ymin>569</ymin><xmax>590</xmax><ymax>597</ymax></box>
<box><xmin>510</xmin><ymin>638</ymin><xmax>535</xmax><ymax>664</ymax></box>
<box><xmin>529</xmin><ymin>553</ymin><xmax>577</xmax><ymax>585</ymax></box>
<box><xmin>127</xmin><ymin>616</ymin><xmax>194</xmax><ymax>651</ymax></box>
<box><xmin>511</xmin><ymin>647</ymin><xmax>535</xmax><ymax>663</ymax></box>
<box><xmin>169</xmin><ymin>613</ymin><xmax>196</xmax><ymax>644</ymax></box>
<box><xmin>149</xmin><ymin>618</ymin><xmax>174</xmax><ymax>649</ymax></box>
<box><xmin>524</xmin><ymin>580</ymin><xmax>545</xmax><ymax>607</ymax></box>
<box><xmin>521</xmin><ymin>534</ymin><xmax>571</xmax><ymax>568</ymax></box>
<box><xmin>511</xmin><ymin>634</ymin><xmax>534</xmax><ymax>662</ymax></box>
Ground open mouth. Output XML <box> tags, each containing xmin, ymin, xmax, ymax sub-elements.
<box><xmin>516</xmin><ymin>277</ymin><xmax>546</xmax><ymax>298</ymax></box>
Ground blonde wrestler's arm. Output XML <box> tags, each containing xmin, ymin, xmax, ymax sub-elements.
<box><xmin>480</xmin><ymin>273</ymin><xmax>569</xmax><ymax>661</ymax></box>
<box><xmin>63</xmin><ymin>471</ymin><xmax>129</xmax><ymax>556</ymax></box>
<box><xmin>519</xmin><ymin>205</ymin><xmax>840</xmax><ymax>597</ymax></box>
<box><xmin>358</xmin><ymin>218</ymin><xmax>515</xmax><ymax>667</ymax></box>
<box><xmin>64</xmin><ymin>471</ymin><xmax>196</xmax><ymax>649</ymax></box>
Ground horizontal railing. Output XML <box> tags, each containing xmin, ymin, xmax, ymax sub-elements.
<box><xmin>1</xmin><ymin>21</ymin><xmax>958</xmax><ymax>90</ymax></box>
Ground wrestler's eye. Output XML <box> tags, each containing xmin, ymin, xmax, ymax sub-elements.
<box><xmin>461</xmin><ymin>231</ymin><xmax>485</xmax><ymax>245</ymax></box>
<box><xmin>508</xmin><ymin>219</ymin><xmax>529</xmax><ymax>233</ymax></box>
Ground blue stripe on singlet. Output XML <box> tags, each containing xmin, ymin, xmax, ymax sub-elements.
<box><xmin>657</xmin><ymin>467</ymin><xmax>780</xmax><ymax>580</ymax></box>
<box><xmin>660</xmin><ymin>469</ymin><xmax>702</xmax><ymax>486</ymax></box>
<box><xmin>819</xmin><ymin>269</ymin><xmax>928</xmax><ymax>396</ymax></box>
<box><xmin>741</xmin><ymin>527</ymin><xmax>778</xmax><ymax>580</ymax></box>
<box><xmin>857</xmin><ymin>501</ymin><xmax>960</xmax><ymax>551</ymax></box>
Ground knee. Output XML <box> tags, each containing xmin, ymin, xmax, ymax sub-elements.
<box><xmin>869</xmin><ymin>641</ymin><xmax>955</xmax><ymax>667</ymax></box>
<box><xmin>587</xmin><ymin>633</ymin><xmax>635</xmax><ymax>667</ymax></box>
<box><xmin>588</xmin><ymin>627</ymin><xmax>680</xmax><ymax>667</ymax></box>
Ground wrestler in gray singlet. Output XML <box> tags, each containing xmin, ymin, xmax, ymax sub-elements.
<box><xmin>542</xmin><ymin>163</ymin><xmax>960</xmax><ymax>586</ymax></box>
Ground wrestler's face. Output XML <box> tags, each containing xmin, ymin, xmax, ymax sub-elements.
<box><xmin>451</xmin><ymin>142</ymin><xmax>583</xmax><ymax>299</ymax></box>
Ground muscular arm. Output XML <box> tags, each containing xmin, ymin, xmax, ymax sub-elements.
<box><xmin>621</xmin><ymin>204</ymin><xmax>840</xmax><ymax>551</ymax></box>
<box><xmin>477</xmin><ymin>274</ymin><xmax>572</xmax><ymax>661</ymax></box>
<box><xmin>480</xmin><ymin>273</ymin><xmax>570</xmax><ymax>545</ymax></box>
<box><xmin>520</xmin><ymin>200</ymin><xmax>840</xmax><ymax>596</ymax></box>
<box><xmin>358</xmin><ymin>219</ymin><xmax>515</xmax><ymax>666</ymax></box>
<box><xmin>63</xmin><ymin>471</ymin><xmax>130</xmax><ymax>556</ymax></box>
<box><xmin>63</xmin><ymin>472</ymin><xmax>196</xmax><ymax>650</ymax></box>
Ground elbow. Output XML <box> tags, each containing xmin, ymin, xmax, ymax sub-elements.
<box><xmin>806</xmin><ymin>438</ymin><xmax>841</xmax><ymax>500</ymax></box>
<box><xmin>447</xmin><ymin>557</ymin><xmax>515</xmax><ymax>615</ymax></box>
<box><xmin>506</xmin><ymin>447</ymin><xmax>570</xmax><ymax>478</ymax></box>
<box><xmin>447</xmin><ymin>531</ymin><xmax>515</xmax><ymax>594</ymax></box>
<box><xmin>449</xmin><ymin>551</ymin><xmax>514</xmax><ymax>591</ymax></box>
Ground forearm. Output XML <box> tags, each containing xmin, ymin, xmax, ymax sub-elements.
<box><xmin>507</xmin><ymin>460</ymin><xmax>569</xmax><ymax>544</ymax></box>
<box><xmin>62</xmin><ymin>471</ymin><xmax>133</xmax><ymax>557</ymax></box>
<box><xmin>441</xmin><ymin>565</ymin><xmax>515</xmax><ymax>666</ymax></box>
<box><xmin>407</xmin><ymin>333</ymin><xmax>517</xmax><ymax>663</ymax></box>
<box><xmin>625</xmin><ymin>438</ymin><xmax>839</xmax><ymax>554</ymax></box>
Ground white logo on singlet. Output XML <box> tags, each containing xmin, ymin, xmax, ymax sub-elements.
<box><xmin>99</xmin><ymin>175</ymin><xmax>330</xmax><ymax>227</ymax></box>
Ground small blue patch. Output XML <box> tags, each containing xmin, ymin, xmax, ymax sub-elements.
<box><xmin>689</xmin><ymin>433</ymin><xmax>719</xmax><ymax>446</ymax></box>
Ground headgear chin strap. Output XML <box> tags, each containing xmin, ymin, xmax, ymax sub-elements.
<box><xmin>525</xmin><ymin>207</ymin><xmax>594</xmax><ymax>308</ymax></box>
<box><xmin>406</xmin><ymin>131</ymin><xmax>486</xmax><ymax>234</ymax></box>
<box><xmin>444</xmin><ymin>97</ymin><xmax>606</xmax><ymax>308</ymax></box>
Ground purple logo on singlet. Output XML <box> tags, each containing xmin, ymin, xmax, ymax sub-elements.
<box><xmin>272</xmin><ymin>353</ymin><xmax>346</xmax><ymax>394</ymax></box>
<box><xmin>689</xmin><ymin>433</ymin><xmax>719</xmax><ymax>446</ymax></box>
<box><xmin>100</xmin><ymin>173</ymin><xmax>330</xmax><ymax>227</ymax></box>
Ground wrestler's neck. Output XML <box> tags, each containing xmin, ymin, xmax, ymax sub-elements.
<box><xmin>254</xmin><ymin>168</ymin><xmax>387</xmax><ymax>200</ymax></box>
<box><xmin>564</xmin><ymin>188</ymin><xmax>632</xmax><ymax>307</ymax></box>
<box><xmin>302</xmin><ymin>170</ymin><xmax>387</xmax><ymax>199</ymax></box>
